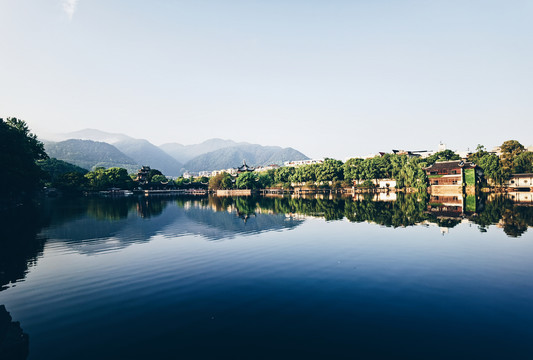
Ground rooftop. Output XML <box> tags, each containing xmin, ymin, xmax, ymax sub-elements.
<box><xmin>423</xmin><ymin>160</ymin><xmax>476</xmax><ymax>171</ymax></box>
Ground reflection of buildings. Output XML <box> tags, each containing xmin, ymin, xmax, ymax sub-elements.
<box><xmin>353</xmin><ymin>193</ymin><xmax>397</xmax><ymax>202</ymax></box>
<box><xmin>488</xmin><ymin>192</ymin><xmax>533</xmax><ymax>205</ymax></box>
<box><xmin>427</xmin><ymin>194</ymin><xmax>464</xmax><ymax>217</ymax></box>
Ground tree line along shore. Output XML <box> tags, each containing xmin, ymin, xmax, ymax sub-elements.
<box><xmin>2</xmin><ymin>118</ymin><xmax>532</xmax><ymax>207</ymax></box>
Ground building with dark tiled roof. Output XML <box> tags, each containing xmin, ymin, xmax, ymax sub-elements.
<box><xmin>236</xmin><ymin>160</ymin><xmax>254</xmax><ymax>173</ymax></box>
<box><xmin>423</xmin><ymin>160</ymin><xmax>478</xmax><ymax>192</ymax></box>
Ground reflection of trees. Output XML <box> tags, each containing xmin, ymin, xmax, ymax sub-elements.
<box><xmin>135</xmin><ymin>197</ymin><xmax>169</xmax><ymax>218</ymax></box>
<box><xmin>213</xmin><ymin>194</ymin><xmax>431</xmax><ymax>226</ymax></box>
<box><xmin>471</xmin><ymin>195</ymin><xmax>533</xmax><ymax>237</ymax></box>
<box><xmin>87</xmin><ymin>197</ymin><xmax>136</xmax><ymax>221</ymax></box>
<box><xmin>0</xmin><ymin>204</ymin><xmax>46</xmax><ymax>291</ymax></box>
<box><xmin>0</xmin><ymin>305</ymin><xmax>28</xmax><ymax>359</ymax></box>
<box><xmin>345</xmin><ymin>193</ymin><xmax>431</xmax><ymax>227</ymax></box>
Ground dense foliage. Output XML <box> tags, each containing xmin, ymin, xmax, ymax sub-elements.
<box><xmin>469</xmin><ymin>140</ymin><xmax>532</xmax><ymax>185</ymax></box>
<box><xmin>0</xmin><ymin>118</ymin><xmax>48</xmax><ymax>206</ymax></box>
<box><xmin>44</xmin><ymin>139</ymin><xmax>139</xmax><ymax>173</ymax></box>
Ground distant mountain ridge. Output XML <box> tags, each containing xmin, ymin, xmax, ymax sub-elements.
<box><xmin>41</xmin><ymin>129</ymin><xmax>309</xmax><ymax>175</ymax></box>
<box><xmin>160</xmin><ymin>138</ymin><xmax>244</xmax><ymax>164</ymax></box>
<box><xmin>44</xmin><ymin>139</ymin><xmax>140</xmax><ymax>173</ymax></box>
<box><xmin>112</xmin><ymin>139</ymin><xmax>183</xmax><ymax>176</ymax></box>
<box><xmin>183</xmin><ymin>145</ymin><xmax>308</xmax><ymax>172</ymax></box>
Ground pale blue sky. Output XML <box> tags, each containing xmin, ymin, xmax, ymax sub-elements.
<box><xmin>1</xmin><ymin>0</ymin><xmax>532</xmax><ymax>159</ymax></box>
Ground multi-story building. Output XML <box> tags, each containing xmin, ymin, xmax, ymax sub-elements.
<box><xmin>424</xmin><ymin>160</ymin><xmax>478</xmax><ymax>194</ymax></box>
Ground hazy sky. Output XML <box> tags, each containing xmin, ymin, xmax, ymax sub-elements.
<box><xmin>1</xmin><ymin>0</ymin><xmax>532</xmax><ymax>159</ymax></box>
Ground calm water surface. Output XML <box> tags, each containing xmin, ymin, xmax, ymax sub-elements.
<box><xmin>1</xmin><ymin>195</ymin><xmax>533</xmax><ymax>359</ymax></box>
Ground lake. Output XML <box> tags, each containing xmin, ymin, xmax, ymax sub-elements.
<box><xmin>1</xmin><ymin>194</ymin><xmax>533</xmax><ymax>359</ymax></box>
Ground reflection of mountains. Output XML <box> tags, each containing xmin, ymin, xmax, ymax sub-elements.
<box><xmin>41</xmin><ymin>201</ymin><xmax>303</xmax><ymax>254</ymax></box>
<box><xmin>167</xmin><ymin>206</ymin><xmax>303</xmax><ymax>241</ymax></box>
<box><xmin>2</xmin><ymin>194</ymin><xmax>532</xmax><ymax>291</ymax></box>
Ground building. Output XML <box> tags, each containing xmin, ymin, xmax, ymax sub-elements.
<box><xmin>136</xmin><ymin>166</ymin><xmax>151</xmax><ymax>185</ymax></box>
<box><xmin>254</xmin><ymin>164</ymin><xmax>281</xmax><ymax>172</ymax></box>
<box><xmin>236</xmin><ymin>160</ymin><xmax>254</xmax><ymax>173</ymax></box>
<box><xmin>353</xmin><ymin>178</ymin><xmax>396</xmax><ymax>189</ymax></box>
<box><xmin>424</xmin><ymin>160</ymin><xmax>478</xmax><ymax>193</ymax></box>
<box><xmin>284</xmin><ymin>159</ymin><xmax>324</xmax><ymax>167</ymax></box>
<box><xmin>505</xmin><ymin>173</ymin><xmax>533</xmax><ymax>190</ymax></box>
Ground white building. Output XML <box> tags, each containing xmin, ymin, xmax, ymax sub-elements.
<box><xmin>284</xmin><ymin>159</ymin><xmax>324</xmax><ymax>167</ymax></box>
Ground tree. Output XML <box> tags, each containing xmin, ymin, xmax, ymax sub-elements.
<box><xmin>425</xmin><ymin>150</ymin><xmax>460</xmax><ymax>165</ymax></box>
<box><xmin>513</xmin><ymin>152</ymin><xmax>533</xmax><ymax>174</ymax></box>
<box><xmin>343</xmin><ymin>158</ymin><xmax>363</xmax><ymax>182</ymax></box>
<box><xmin>500</xmin><ymin>140</ymin><xmax>524</xmax><ymax>171</ymax></box>
<box><xmin>257</xmin><ymin>172</ymin><xmax>274</xmax><ymax>188</ymax></box>
<box><xmin>37</xmin><ymin>158</ymin><xmax>88</xmax><ymax>186</ymax></box>
<box><xmin>0</xmin><ymin>117</ymin><xmax>48</xmax><ymax>206</ymax></box>
<box><xmin>316</xmin><ymin>158</ymin><xmax>344</xmax><ymax>183</ymax></box>
<box><xmin>290</xmin><ymin>164</ymin><xmax>317</xmax><ymax>184</ymax></box>
<box><xmin>468</xmin><ymin>145</ymin><xmax>490</xmax><ymax>165</ymax></box>
<box><xmin>274</xmin><ymin>166</ymin><xmax>295</xmax><ymax>185</ymax></box>
<box><xmin>477</xmin><ymin>154</ymin><xmax>507</xmax><ymax>185</ymax></box>
<box><xmin>209</xmin><ymin>173</ymin><xmax>234</xmax><ymax>190</ymax></box>
<box><xmin>84</xmin><ymin>167</ymin><xmax>133</xmax><ymax>191</ymax></box>
<box><xmin>151</xmin><ymin>175</ymin><xmax>168</xmax><ymax>183</ymax></box>
<box><xmin>147</xmin><ymin>169</ymin><xmax>164</xmax><ymax>182</ymax></box>
<box><xmin>236</xmin><ymin>172</ymin><xmax>257</xmax><ymax>189</ymax></box>
<box><xmin>53</xmin><ymin>172</ymin><xmax>88</xmax><ymax>194</ymax></box>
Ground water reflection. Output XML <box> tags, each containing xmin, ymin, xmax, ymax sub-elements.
<box><xmin>0</xmin><ymin>193</ymin><xmax>532</xmax><ymax>290</ymax></box>
<box><xmin>0</xmin><ymin>193</ymin><xmax>532</xmax><ymax>359</ymax></box>
<box><xmin>0</xmin><ymin>205</ymin><xmax>47</xmax><ymax>292</ymax></box>
<box><xmin>0</xmin><ymin>305</ymin><xmax>28</xmax><ymax>359</ymax></box>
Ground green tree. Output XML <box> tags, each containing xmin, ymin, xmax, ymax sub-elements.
<box><xmin>425</xmin><ymin>150</ymin><xmax>460</xmax><ymax>165</ymax></box>
<box><xmin>477</xmin><ymin>154</ymin><xmax>507</xmax><ymax>185</ymax></box>
<box><xmin>236</xmin><ymin>172</ymin><xmax>258</xmax><ymax>189</ymax></box>
<box><xmin>257</xmin><ymin>172</ymin><xmax>274</xmax><ymax>188</ymax></box>
<box><xmin>513</xmin><ymin>151</ymin><xmax>533</xmax><ymax>174</ymax></box>
<box><xmin>85</xmin><ymin>167</ymin><xmax>133</xmax><ymax>190</ymax></box>
<box><xmin>37</xmin><ymin>158</ymin><xmax>88</xmax><ymax>186</ymax></box>
<box><xmin>147</xmin><ymin>168</ymin><xmax>164</xmax><ymax>182</ymax></box>
<box><xmin>500</xmin><ymin>140</ymin><xmax>524</xmax><ymax>172</ymax></box>
<box><xmin>0</xmin><ymin>117</ymin><xmax>49</xmax><ymax>206</ymax></box>
<box><xmin>151</xmin><ymin>174</ymin><xmax>168</xmax><ymax>183</ymax></box>
<box><xmin>468</xmin><ymin>145</ymin><xmax>490</xmax><ymax>165</ymax></box>
<box><xmin>343</xmin><ymin>158</ymin><xmax>363</xmax><ymax>182</ymax></box>
<box><xmin>274</xmin><ymin>166</ymin><xmax>295</xmax><ymax>185</ymax></box>
<box><xmin>208</xmin><ymin>173</ymin><xmax>234</xmax><ymax>190</ymax></box>
<box><xmin>53</xmin><ymin>172</ymin><xmax>89</xmax><ymax>194</ymax></box>
<box><xmin>221</xmin><ymin>174</ymin><xmax>234</xmax><ymax>189</ymax></box>
<box><xmin>316</xmin><ymin>158</ymin><xmax>344</xmax><ymax>184</ymax></box>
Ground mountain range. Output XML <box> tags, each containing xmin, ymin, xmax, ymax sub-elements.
<box><xmin>41</xmin><ymin>129</ymin><xmax>309</xmax><ymax>176</ymax></box>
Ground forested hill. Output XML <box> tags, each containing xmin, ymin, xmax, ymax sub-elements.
<box><xmin>42</xmin><ymin>129</ymin><xmax>310</xmax><ymax>175</ymax></box>
<box><xmin>44</xmin><ymin>139</ymin><xmax>140</xmax><ymax>173</ymax></box>
<box><xmin>183</xmin><ymin>145</ymin><xmax>309</xmax><ymax>172</ymax></box>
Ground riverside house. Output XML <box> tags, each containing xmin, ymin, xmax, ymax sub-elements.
<box><xmin>424</xmin><ymin>160</ymin><xmax>477</xmax><ymax>194</ymax></box>
<box><xmin>505</xmin><ymin>173</ymin><xmax>533</xmax><ymax>191</ymax></box>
